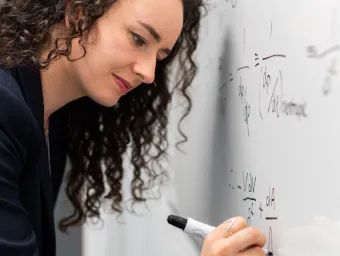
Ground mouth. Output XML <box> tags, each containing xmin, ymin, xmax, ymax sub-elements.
<box><xmin>112</xmin><ymin>74</ymin><xmax>133</xmax><ymax>94</ymax></box>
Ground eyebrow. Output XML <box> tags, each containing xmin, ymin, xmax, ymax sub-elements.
<box><xmin>137</xmin><ymin>21</ymin><xmax>171</xmax><ymax>55</ymax></box>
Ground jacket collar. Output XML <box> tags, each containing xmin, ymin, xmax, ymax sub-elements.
<box><xmin>11</xmin><ymin>66</ymin><xmax>45</xmax><ymax>133</ymax></box>
<box><xmin>9</xmin><ymin>66</ymin><xmax>56</xmax><ymax>244</ymax></box>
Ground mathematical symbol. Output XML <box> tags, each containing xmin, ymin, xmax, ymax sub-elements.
<box><xmin>267</xmin><ymin>77</ymin><xmax>279</xmax><ymax>112</ymax></box>
<box><xmin>255</xmin><ymin>53</ymin><xmax>260</xmax><ymax>67</ymax></box>
<box><xmin>265</xmin><ymin>217</ymin><xmax>278</xmax><ymax>220</ymax></box>
<box><xmin>262</xmin><ymin>54</ymin><xmax>286</xmax><ymax>61</ymax></box>
<box><xmin>324</xmin><ymin>77</ymin><xmax>332</xmax><ymax>95</ymax></box>
<box><xmin>226</xmin><ymin>0</ymin><xmax>238</xmax><ymax>8</ymax></box>
<box><xmin>322</xmin><ymin>58</ymin><xmax>337</xmax><ymax>95</ymax></box>
<box><xmin>307</xmin><ymin>44</ymin><xmax>340</xmax><ymax>59</ymax></box>
<box><xmin>237</xmin><ymin>66</ymin><xmax>250</xmax><ymax>71</ymax></box>
<box><xmin>219</xmin><ymin>82</ymin><xmax>226</xmax><ymax>91</ymax></box>
<box><xmin>229</xmin><ymin>73</ymin><xmax>234</xmax><ymax>82</ymax></box>
<box><xmin>267</xmin><ymin>227</ymin><xmax>274</xmax><ymax>255</ymax></box>
<box><xmin>327</xmin><ymin>58</ymin><xmax>337</xmax><ymax>76</ymax></box>
<box><xmin>243</xmin><ymin>197</ymin><xmax>256</xmax><ymax>201</ymax></box>
<box><xmin>259</xmin><ymin>202</ymin><xmax>263</xmax><ymax>218</ymax></box>
<box><xmin>307</xmin><ymin>45</ymin><xmax>318</xmax><ymax>58</ymax></box>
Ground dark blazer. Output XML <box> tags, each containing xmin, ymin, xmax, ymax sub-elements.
<box><xmin>0</xmin><ymin>67</ymin><xmax>68</xmax><ymax>256</ymax></box>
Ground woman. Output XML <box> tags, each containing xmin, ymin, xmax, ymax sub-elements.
<box><xmin>0</xmin><ymin>0</ymin><xmax>267</xmax><ymax>255</ymax></box>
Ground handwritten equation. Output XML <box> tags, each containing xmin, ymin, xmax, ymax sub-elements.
<box><xmin>237</xmin><ymin>77</ymin><xmax>251</xmax><ymax>136</ymax></box>
<box><xmin>259</xmin><ymin>64</ymin><xmax>307</xmax><ymax>120</ymax></box>
<box><xmin>228</xmin><ymin>169</ymin><xmax>277</xmax><ymax>255</ymax></box>
<box><xmin>307</xmin><ymin>44</ymin><xmax>340</xmax><ymax>95</ymax></box>
<box><xmin>228</xmin><ymin>170</ymin><xmax>277</xmax><ymax>224</ymax></box>
<box><xmin>216</xmin><ymin>10</ymin><xmax>340</xmax><ymax>135</ymax></box>
<box><xmin>225</xmin><ymin>0</ymin><xmax>238</xmax><ymax>8</ymax></box>
<box><xmin>207</xmin><ymin>0</ymin><xmax>239</xmax><ymax>12</ymax></box>
<box><xmin>307</xmin><ymin>7</ymin><xmax>340</xmax><ymax>95</ymax></box>
<box><xmin>219</xmin><ymin>52</ymin><xmax>309</xmax><ymax>136</ymax></box>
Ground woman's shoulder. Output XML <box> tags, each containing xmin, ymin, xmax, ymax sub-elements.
<box><xmin>0</xmin><ymin>68</ymin><xmax>27</xmax><ymax>107</ymax></box>
<box><xmin>0</xmin><ymin>68</ymin><xmax>34</xmax><ymax>136</ymax></box>
<box><xmin>0</xmin><ymin>68</ymin><xmax>40</xmax><ymax>164</ymax></box>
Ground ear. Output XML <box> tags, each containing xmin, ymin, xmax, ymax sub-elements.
<box><xmin>64</xmin><ymin>0</ymin><xmax>83</xmax><ymax>30</ymax></box>
<box><xmin>64</xmin><ymin>0</ymin><xmax>72</xmax><ymax>29</ymax></box>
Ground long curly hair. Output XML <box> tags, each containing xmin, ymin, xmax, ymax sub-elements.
<box><xmin>0</xmin><ymin>0</ymin><xmax>204</xmax><ymax>232</ymax></box>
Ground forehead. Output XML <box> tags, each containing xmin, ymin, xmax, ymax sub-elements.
<box><xmin>117</xmin><ymin>0</ymin><xmax>184</xmax><ymax>43</ymax></box>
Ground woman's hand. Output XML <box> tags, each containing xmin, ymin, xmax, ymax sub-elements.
<box><xmin>200</xmin><ymin>216</ymin><xmax>267</xmax><ymax>256</ymax></box>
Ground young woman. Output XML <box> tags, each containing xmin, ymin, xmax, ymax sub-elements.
<box><xmin>0</xmin><ymin>0</ymin><xmax>267</xmax><ymax>255</ymax></box>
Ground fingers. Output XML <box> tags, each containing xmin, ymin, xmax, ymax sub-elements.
<box><xmin>208</xmin><ymin>216</ymin><xmax>247</xmax><ymax>240</ymax></box>
<box><xmin>238</xmin><ymin>246</ymin><xmax>266</xmax><ymax>256</ymax></box>
<box><xmin>202</xmin><ymin>216</ymin><xmax>267</xmax><ymax>256</ymax></box>
<box><xmin>225</xmin><ymin>226</ymin><xmax>267</xmax><ymax>253</ymax></box>
<box><xmin>209</xmin><ymin>228</ymin><xmax>266</xmax><ymax>256</ymax></box>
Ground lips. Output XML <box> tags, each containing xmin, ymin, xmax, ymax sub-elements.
<box><xmin>112</xmin><ymin>74</ymin><xmax>132</xmax><ymax>94</ymax></box>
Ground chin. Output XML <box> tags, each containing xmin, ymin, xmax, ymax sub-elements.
<box><xmin>99</xmin><ymin>97</ymin><xmax>120</xmax><ymax>107</ymax></box>
<box><xmin>90</xmin><ymin>92</ymin><xmax>121</xmax><ymax>107</ymax></box>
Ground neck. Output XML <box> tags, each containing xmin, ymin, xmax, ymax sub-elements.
<box><xmin>39</xmin><ymin>25</ymin><xmax>86</xmax><ymax>128</ymax></box>
<box><xmin>40</xmin><ymin>57</ymin><xmax>86</xmax><ymax>127</ymax></box>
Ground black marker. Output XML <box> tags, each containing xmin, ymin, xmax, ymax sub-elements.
<box><xmin>167</xmin><ymin>214</ymin><xmax>272</xmax><ymax>255</ymax></box>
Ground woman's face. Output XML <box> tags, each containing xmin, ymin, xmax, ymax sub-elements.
<box><xmin>68</xmin><ymin>0</ymin><xmax>184</xmax><ymax>107</ymax></box>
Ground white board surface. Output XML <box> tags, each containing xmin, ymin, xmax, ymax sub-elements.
<box><xmin>170</xmin><ymin>0</ymin><xmax>340</xmax><ymax>255</ymax></box>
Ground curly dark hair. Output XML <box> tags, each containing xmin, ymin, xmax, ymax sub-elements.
<box><xmin>0</xmin><ymin>0</ymin><xmax>204</xmax><ymax>232</ymax></box>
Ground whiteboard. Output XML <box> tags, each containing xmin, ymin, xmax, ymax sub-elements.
<box><xmin>169</xmin><ymin>0</ymin><xmax>340</xmax><ymax>255</ymax></box>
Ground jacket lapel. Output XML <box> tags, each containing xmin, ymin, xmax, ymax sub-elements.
<box><xmin>11</xmin><ymin>66</ymin><xmax>56</xmax><ymax>244</ymax></box>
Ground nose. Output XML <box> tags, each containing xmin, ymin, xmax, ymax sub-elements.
<box><xmin>133</xmin><ymin>54</ymin><xmax>157</xmax><ymax>84</ymax></box>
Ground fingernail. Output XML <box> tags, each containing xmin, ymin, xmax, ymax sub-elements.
<box><xmin>228</xmin><ymin>218</ymin><xmax>237</xmax><ymax>236</ymax></box>
<box><xmin>229</xmin><ymin>218</ymin><xmax>237</xmax><ymax>228</ymax></box>
<box><xmin>224</xmin><ymin>218</ymin><xmax>235</xmax><ymax>224</ymax></box>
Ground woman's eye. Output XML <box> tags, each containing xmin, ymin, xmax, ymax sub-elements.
<box><xmin>132</xmin><ymin>33</ymin><xmax>146</xmax><ymax>47</ymax></box>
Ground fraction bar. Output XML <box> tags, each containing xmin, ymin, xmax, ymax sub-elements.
<box><xmin>265</xmin><ymin>217</ymin><xmax>278</xmax><ymax>220</ymax></box>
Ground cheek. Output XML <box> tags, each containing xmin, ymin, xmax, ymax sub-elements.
<box><xmin>83</xmin><ymin>33</ymin><xmax>135</xmax><ymax>74</ymax></box>
<box><xmin>80</xmin><ymin>67</ymin><xmax>121</xmax><ymax>107</ymax></box>
<box><xmin>70</xmin><ymin>34</ymin><xmax>136</xmax><ymax>107</ymax></box>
